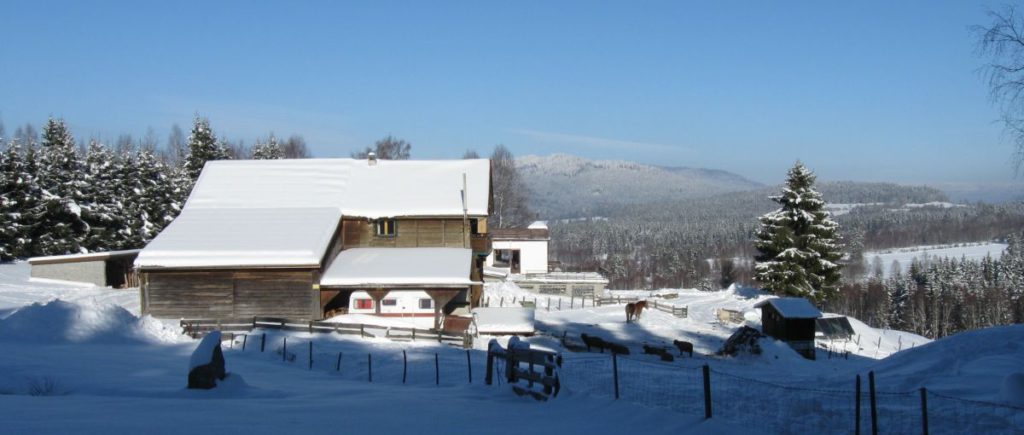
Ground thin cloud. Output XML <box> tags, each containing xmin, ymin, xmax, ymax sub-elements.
<box><xmin>513</xmin><ymin>129</ymin><xmax>688</xmax><ymax>153</ymax></box>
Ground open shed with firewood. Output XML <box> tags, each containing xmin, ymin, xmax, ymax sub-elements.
<box><xmin>754</xmin><ymin>297</ymin><xmax>822</xmax><ymax>360</ymax></box>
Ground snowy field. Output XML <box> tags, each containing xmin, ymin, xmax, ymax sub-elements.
<box><xmin>864</xmin><ymin>242</ymin><xmax>1008</xmax><ymax>278</ymax></box>
<box><xmin>1</xmin><ymin>262</ymin><xmax>1022</xmax><ymax>434</ymax></box>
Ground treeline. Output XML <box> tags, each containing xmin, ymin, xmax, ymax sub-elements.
<box><xmin>549</xmin><ymin>188</ymin><xmax>1024</xmax><ymax>290</ymax></box>
<box><xmin>0</xmin><ymin>116</ymin><xmax>299</xmax><ymax>261</ymax></box>
<box><xmin>828</xmin><ymin>234</ymin><xmax>1024</xmax><ymax>339</ymax></box>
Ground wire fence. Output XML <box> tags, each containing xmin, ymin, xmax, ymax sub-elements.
<box><xmin>221</xmin><ymin>333</ymin><xmax>1023</xmax><ymax>434</ymax></box>
<box><xmin>555</xmin><ymin>352</ymin><xmax>1024</xmax><ymax>435</ymax></box>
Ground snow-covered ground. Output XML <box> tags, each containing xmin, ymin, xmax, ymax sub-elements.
<box><xmin>864</xmin><ymin>242</ymin><xmax>1008</xmax><ymax>278</ymax></box>
<box><xmin>1</xmin><ymin>262</ymin><xmax>1021</xmax><ymax>434</ymax></box>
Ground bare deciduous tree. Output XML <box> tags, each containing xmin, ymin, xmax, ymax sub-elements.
<box><xmin>282</xmin><ymin>135</ymin><xmax>310</xmax><ymax>158</ymax></box>
<box><xmin>974</xmin><ymin>5</ymin><xmax>1024</xmax><ymax>170</ymax></box>
<box><xmin>166</xmin><ymin>123</ymin><xmax>186</xmax><ymax>164</ymax></box>
<box><xmin>490</xmin><ymin>144</ymin><xmax>533</xmax><ymax>228</ymax></box>
<box><xmin>352</xmin><ymin>135</ymin><xmax>411</xmax><ymax>160</ymax></box>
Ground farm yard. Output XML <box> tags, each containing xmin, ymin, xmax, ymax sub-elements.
<box><xmin>0</xmin><ymin>262</ymin><xmax>1022</xmax><ymax>434</ymax></box>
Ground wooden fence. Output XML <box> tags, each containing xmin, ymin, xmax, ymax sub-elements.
<box><xmin>482</xmin><ymin>294</ymin><xmax>687</xmax><ymax>318</ymax></box>
<box><xmin>180</xmin><ymin>316</ymin><xmax>470</xmax><ymax>347</ymax></box>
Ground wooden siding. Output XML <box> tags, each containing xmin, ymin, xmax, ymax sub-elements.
<box><xmin>143</xmin><ymin>270</ymin><xmax>318</xmax><ymax>319</ymax></box>
<box><xmin>341</xmin><ymin>218</ymin><xmax>472</xmax><ymax>249</ymax></box>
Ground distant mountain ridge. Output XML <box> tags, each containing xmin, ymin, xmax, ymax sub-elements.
<box><xmin>517</xmin><ymin>154</ymin><xmax>953</xmax><ymax>220</ymax></box>
<box><xmin>516</xmin><ymin>154</ymin><xmax>764</xmax><ymax>219</ymax></box>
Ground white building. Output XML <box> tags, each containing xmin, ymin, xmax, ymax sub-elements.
<box><xmin>485</xmin><ymin>221</ymin><xmax>550</xmax><ymax>274</ymax></box>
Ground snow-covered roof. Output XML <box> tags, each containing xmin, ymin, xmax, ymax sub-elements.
<box><xmin>185</xmin><ymin>158</ymin><xmax>491</xmax><ymax>218</ymax></box>
<box><xmin>137</xmin><ymin>158</ymin><xmax>491</xmax><ymax>269</ymax></box>
<box><xmin>527</xmin><ymin>221</ymin><xmax>548</xmax><ymax>230</ymax></box>
<box><xmin>29</xmin><ymin>249</ymin><xmax>141</xmax><ymax>265</ymax></box>
<box><xmin>135</xmin><ymin>208</ymin><xmax>341</xmax><ymax>269</ymax></box>
<box><xmin>472</xmin><ymin>307</ymin><xmax>535</xmax><ymax>334</ymax></box>
<box><xmin>320</xmin><ymin>248</ymin><xmax>478</xmax><ymax>288</ymax></box>
<box><xmin>754</xmin><ymin>297</ymin><xmax>822</xmax><ymax>319</ymax></box>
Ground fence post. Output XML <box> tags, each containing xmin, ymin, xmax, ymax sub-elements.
<box><xmin>612</xmin><ymin>353</ymin><xmax>620</xmax><ymax>400</ymax></box>
<box><xmin>368</xmin><ymin>354</ymin><xmax>373</xmax><ymax>382</ymax></box>
<box><xmin>920</xmin><ymin>388</ymin><xmax>929</xmax><ymax>435</ymax></box>
<box><xmin>412</xmin><ymin>328</ymin><xmax>416</xmax><ymax>341</ymax></box>
<box><xmin>336</xmin><ymin>352</ymin><xmax>343</xmax><ymax>372</ymax></box>
<box><xmin>869</xmin><ymin>371</ymin><xmax>878</xmax><ymax>435</ymax></box>
<box><xmin>308</xmin><ymin>341</ymin><xmax>313</xmax><ymax>370</ymax></box>
<box><xmin>703</xmin><ymin>364</ymin><xmax>712</xmax><ymax>419</ymax></box>
<box><xmin>571</xmin><ymin>296</ymin><xmax>574</xmax><ymax>309</ymax></box>
<box><xmin>435</xmin><ymin>353</ymin><xmax>440</xmax><ymax>386</ymax></box>
<box><xmin>403</xmin><ymin>350</ymin><xmax>408</xmax><ymax>384</ymax></box>
<box><xmin>283</xmin><ymin>337</ymin><xmax>288</xmax><ymax>362</ymax></box>
<box><xmin>261</xmin><ymin>333</ymin><xmax>266</xmax><ymax>352</ymax></box>
<box><xmin>437</xmin><ymin>330</ymin><xmax>442</xmax><ymax>343</ymax></box>
<box><xmin>485</xmin><ymin>350</ymin><xmax>494</xmax><ymax>385</ymax></box>
<box><xmin>466</xmin><ymin>350</ymin><xmax>472</xmax><ymax>384</ymax></box>
<box><xmin>855</xmin><ymin>374</ymin><xmax>862</xmax><ymax>435</ymax></box>
<box><xmin>242</xmin><ymin>334</ymin><xmax>247</xmax><ymax>351</ymax></box>
<box><xmin>558</xmin><ymin>298</ymin><xmax>561</xmax><ymax>310</ymax></box>
<box><xmin>360</xmin><ymin>324</ymin><xmax>365</xmax><ymax>338</ymax></box>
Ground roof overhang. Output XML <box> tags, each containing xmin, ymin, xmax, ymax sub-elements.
<box><xmin>320</xmin><ymin>247</ymin><xmax>480</xmax><ymax>288</ymax></box>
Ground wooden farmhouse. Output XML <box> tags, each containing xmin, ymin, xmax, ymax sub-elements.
<box><xmin>754</xmin><ymin>297</ymin><xmax>822</xmax><ymax>360</ymax></box>
<box><xmin>134</xmin><ymin>156</ymin><xmax>492</xmax><ymax>331</ymax></box>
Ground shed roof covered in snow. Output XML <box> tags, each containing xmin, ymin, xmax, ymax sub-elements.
<box><xmin>135</xmin><ymin>208</ymin><xmax>342</xmax><ymax>269</ymax></box>
<box><xmin>320</xmin><ymin>248</ymin><xmax>478</xmax><ymax>288</ymax></box>
<box><xmin>471</xmin><ymin>307</ymin><xmax>535</xmax><ymax>335</ymax></box>
<box><xmin>754</xmin><ymin>297</ymin><xmax>822</xmax><ymax>319</ymax></box>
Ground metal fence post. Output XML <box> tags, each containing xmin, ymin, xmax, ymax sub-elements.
<box><xmin>402</xmin><ymin>350</ymin><xmax>408</xmax><ymax>384</ymax></box>
<box><xmin>703</xmin><ymin>364</ymin><xmax>712</xmax><ymax>419</ymax></box>
<box><xmin>869</xmin><ymin>371</ymin><xmax>878</xmax><ymax>435</ymax></box>
<box><xmin>336</xmin><ymin>351</ymin><xmax>343</xmax><ymax>372</ymax></box>
<box><xmin>920</xmin><ymin>388</ymin><xmax>929</xmax><ymax>435</ymax></box>
<box><xmin>308</xmin><ymin>341</ymin><xmax>313</xmax><ymax>370</ymax></box>
<box><xmin>466</xmin><ymin>350</ymin><xmax>473</xmax><ymax>384</ymax></box>
<box><xmin>368</xmin><ymin>353</ymin><xmax>373</xmax><ymax>382</ymax></box>
<box><xmin>435</xmin><ymin>353</ymin><xmax>440</xmax><ymax>386</ymax></box>
<box><xmin>261</xmin><ymin>333</ymin><xmax>266</xmax><ymax>352</ymax></box>
<box><xmin>282</xmin><ymin>337</ymin><xmax>287</xmax><ymax>362</ymax></box>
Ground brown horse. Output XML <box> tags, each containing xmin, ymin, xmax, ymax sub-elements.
<box><xmin>625</xmin><ymin>300</ymin><xmax>648</xmax><ymax>323</ymax></box>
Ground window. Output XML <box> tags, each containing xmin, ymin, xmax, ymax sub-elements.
<box><xmin>354</xmin><ymin>299</ymin><xmax>373</xmax><ymax>310</ymax></box>
<box><xmin>381</xmin><ymin>299</ymin><xmax>397</xmax><ymax>307</ymax></box>
<box><xmin>419</xmin><ymin>298</ymin><xmax>433</xmax><ymax>310</ymax></box>
<box><xmin>375</xmin><ymin>219</ymin><xmax>397</xmax><ymax>237</ymax></box>
<box><xmin>493</xmin><ymin>249</ymin><xmax>514</xmax><ymax>267</ymax></box>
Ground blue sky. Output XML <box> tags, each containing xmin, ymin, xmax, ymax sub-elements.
<box><xmin>0</xmin><ymin>1</ymin><xmax>1016</xmax><ymax>185</ymax></box>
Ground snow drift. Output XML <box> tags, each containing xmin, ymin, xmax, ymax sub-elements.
<box><xmin>864</xmin><ymin>324</ymin><xmax>1024</xmax><ymax>403</ymax></box>
<box><xmin>0</xmin><ymin>299</ymin><xmax>180</xmax><ymax>344</ymax></box>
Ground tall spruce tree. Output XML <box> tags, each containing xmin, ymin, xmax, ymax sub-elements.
<box><xmin>754</xmin><ymin>162</ymin><xmax>842</xmax><ymax>303</ymax></box>
<box><xmin>81</xmin><ymin>140</ymin><xmax>123</xmax><ymax>251</ymax></box>
<box><xmin>32</xmin><ymin>118</ymin><xmax>89</xmax><ymax>255</ymax></box>
<box><xmin>183</xmin><ymin>115</ymin><xmax>229</xmax><ymax>182</ymax></box>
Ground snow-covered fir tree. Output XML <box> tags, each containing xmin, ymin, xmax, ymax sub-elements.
<box><xmin>252</xmin><ymin>134</ymin><xmax>284</xmax><ymax>159</ymax></box>
<box><xmin>183</xmin><ymin>115</ymin><xmax>229</xmax><ymax>182</ymax></box>
<box><xmin>32</xmin><ymin>118</ymin><xmax>89</xmax><ymax>255</ymax></box>
<box><xmin>80</xmin><ymin>140</ymin><xmax>124</xmax><ymax>252</ymax></box>
<box><xmin>754</xmin><ymin>162</ymin><xmax>842</xmax><ymax>304</ymax></box>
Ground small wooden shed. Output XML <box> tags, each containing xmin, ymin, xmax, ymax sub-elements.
<box><xmin>29</xmin><ymin>249</ymin><xmax>141</xmax><ymax>288</ymax></box>
<box><xmin>754</xmin><ymin>297</ymin><xmax>822</xmax><ymax>360</ymax></box>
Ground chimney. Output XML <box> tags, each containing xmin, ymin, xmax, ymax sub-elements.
<box><xmin>367</xmin><ymin>152</ymin><xmax>377</xmax><ymax>166</ymax></box>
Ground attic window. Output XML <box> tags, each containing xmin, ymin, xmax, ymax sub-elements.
<box><xmin>374</xmin><ymin>219</ymin><xmax>397</xmax><ymax>237</ymax></box>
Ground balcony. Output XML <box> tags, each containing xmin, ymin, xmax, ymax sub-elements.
<box><xmin>470</xmin><ymin>234</ymin><xmax>492</xmax><ymax>256</ymax></box>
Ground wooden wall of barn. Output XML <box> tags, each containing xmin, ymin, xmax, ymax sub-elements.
<box><xmin>142</xmin><ymin>269</ymin><xmax>319</xmax><ymax>319</ymax></box>
<box><xmin>341</xmin><ymin>218</ymin><xmax>471</xmax><ymax>249</ymax></box>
